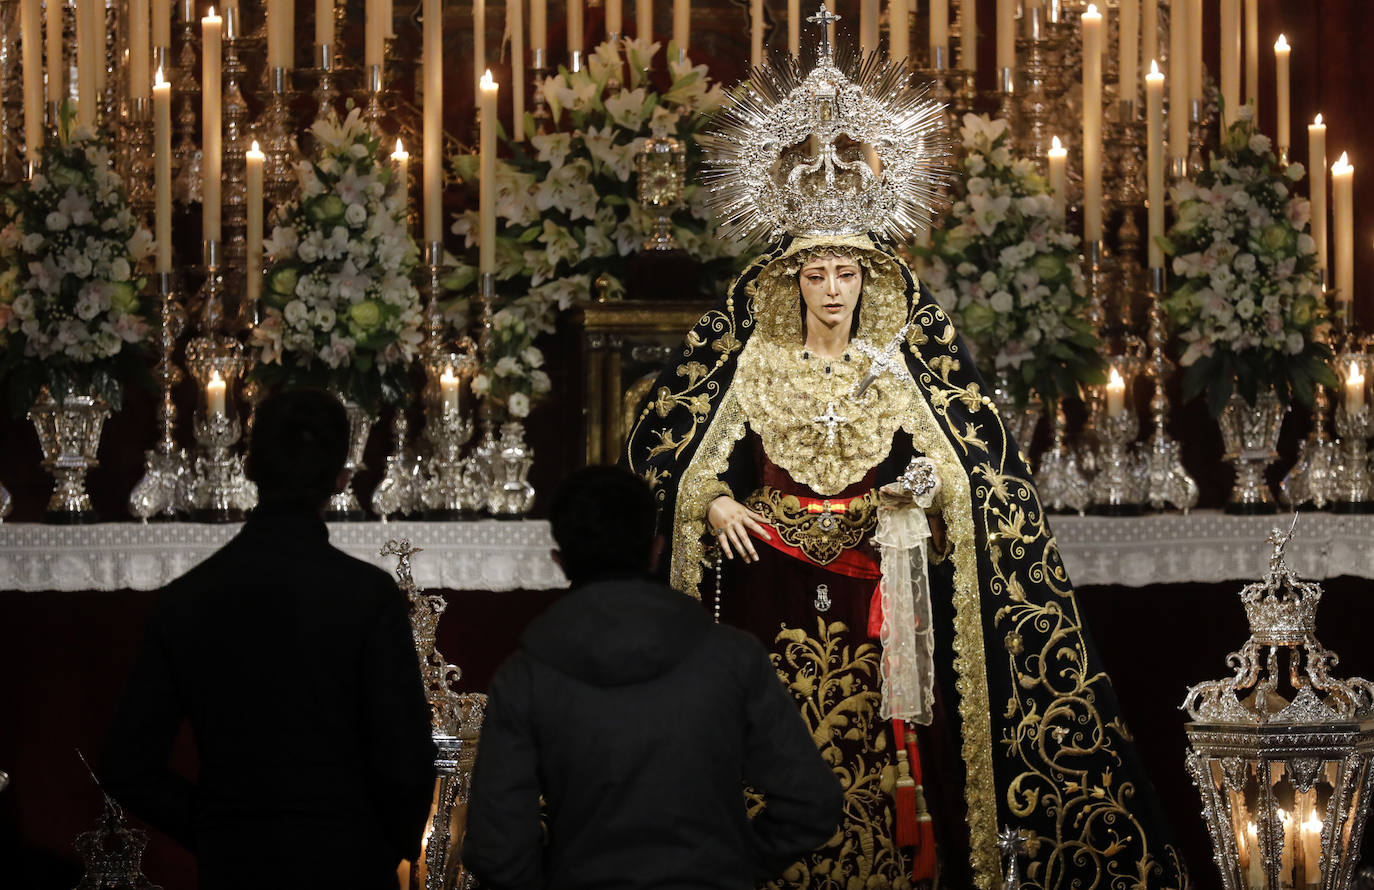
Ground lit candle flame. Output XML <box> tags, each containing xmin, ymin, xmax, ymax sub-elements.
<box><xmin>394</xmin><ymin>138</ymin><xmax>406</xmax><ymax>156</ymax></box>
<box><xmin>207</xmin><ymin>5</ymin><xmax>216</xmax><ymax>17</ymax></box>
<box><xmin>1305</xmin><ymin>812</ymin><xmax>1323</xmax><ymax>833</ymax></box>
<box><xmin>210</xmin><ymin>369</ymin><xmax>223</xmax><ymax>385</ymax></box>
<box><xmin>1148</xmin><ymin>59</ymin><xmax>1161</xmax><ymax>77</ymax></box>
<box><xmin>441</xmin><ymin>365</ymin><xmax>457</xmax><ymax>384</ymax></box>
<box><xmin>154</xmin><ymin>66</ymin><xmax>166</xmax><ymax>88</ymax></box>
<box><xmin>249</xmin><ymin>139</ymin><xmax>260</xmax><ymax>154</ymax></box>
<box><xmin>480</xmin><ymin>68</ymin><xmax>498</xmax><ymax>91</ymax></box>
<box><xmin>1275</xmin><ymin>33</ymin><xmax>1290</xmax><ymax>52</ymax></box>
<box><xmin>1050</xmin><ymin>135</ymin><xmax>1065</xmax><ymax>153</ymax></box>
<box><xmin>1109</xmin><ymin>366</ymin><xmax>1124</xmax><ymax>388</ymax></box>
<box><xmin>1349</xmin><ymin>361</ymin><xmax>1364</xmax><ymax>387</ymax></box>
<box><xmin>1084</xmin><ymin>3</ymin><xmax>1100</xmax><ymax>17</ymax></box>
<box><xmin>1315</xmin><ymin>113</ymin><xmax>1324</xmax><ymax>126</ymax></box>
<box><xmin>1334</xmin><ymin>151</ymin><xmax>1352</xmax><ymax>173</ymax></box>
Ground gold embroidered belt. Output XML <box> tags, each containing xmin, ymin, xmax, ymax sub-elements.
<box><xmin>744</xmin><ymin>486</ymin><xmax>881</xmax><ymax>567</ymax></box>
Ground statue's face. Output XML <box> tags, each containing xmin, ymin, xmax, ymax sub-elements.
<box><xmin>799</xmin><ymin>254</ymin><xmax>862</xmax><ymax>339</ymax></box>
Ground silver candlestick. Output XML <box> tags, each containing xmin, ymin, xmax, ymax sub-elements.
<box><xmin>487</xmin><ymin>421</ymin><xmax>536</xmax><ymax>518</ymax></box>
<box><xmin>1140</xmin><ymin>267</ymin><xmax>1198</xmax><ymax>511</ymax></box>
<box><xmin>419</xmin><ymin>243</ymin><xmax>480</xmax><ymax>518</ymax></box>
<box><xmin>129</xmin><ymin>273</ymin><xmax>193</xmax><ymax>520</ymax></box>
<box><xmin>372</xmin><ymin>411</ymin><xmax>423</xmax><ymax>520</ymax></box>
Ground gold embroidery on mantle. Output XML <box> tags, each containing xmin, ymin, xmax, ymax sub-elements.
<box><xmin>732</xmin><ymin>338</ymin><xmax>918</xmax><ymax>496</ymax></box>
<box><xmin>744</xmin><ymin>487</ymin><xmax>880</xmax><ymax>566</ymax></box>
<box><xmin>761</xmin><ymin>617</ymin><xmax>913</xmax><ymax>890</ymax></box>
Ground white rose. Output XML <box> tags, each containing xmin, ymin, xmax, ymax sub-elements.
<box><xmin>508</xmin><ymin>392</ymin><xmax>531</xmax><ymax>418</ymax></box>
<box><xmin>284</xmin><ymin>300</ymin><xmax>309</xmax><ymax>326</ymax></box>
<box><xmin>521</xmin><ymin>346</ymin><xmax>545</xmax><ymax>368</ymax></box>
<box><xmin>46</xmin><ymin>211</ymin><xmax>69</xmax><ymax>231</ymax></box>
<box><xmin>471</xmin><ymin>373</ymin><xmax>491</xmax><ymax>396</ymax></box>
<box><xmin>345</xmin><ymin>203</ymin><xmax>368</xmax><ymax>226</ymax></box>
<box><xmin>990</xmin><ymin>291</ymin><xmax>1015</xmax><ymax>313</ymax></box>
<box><xmin>495</xmin><ymin>356</ymin><xmax>521</xmax><ymax>377</ymax></box>
<box><xmin>110</xmin><ymin>257</ymin><xmax>131</xmax><ymax>282</ymax></box>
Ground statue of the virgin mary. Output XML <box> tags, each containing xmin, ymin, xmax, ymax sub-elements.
<box><xmin>625</xmin><ymin>10</ymin><xmax>1187</xmax><ymax>889</ymax></box>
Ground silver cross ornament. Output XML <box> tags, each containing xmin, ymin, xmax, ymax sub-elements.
<box><xmin>813</xmin><ymin>400</ymin><xmax>848</xmax><ymax>446</ymax></box>
<box><xmin>852</xmin><ymin>322</ymin><xmax>913</xmax><ymax>399</ymax></box>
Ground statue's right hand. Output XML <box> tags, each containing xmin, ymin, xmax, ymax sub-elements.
<box><xmin>707</xmin><ymin>496</ymin><xmax>771</xmax><ymax>564</ymax></box>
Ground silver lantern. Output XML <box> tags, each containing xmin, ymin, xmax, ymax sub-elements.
<box><xmin>1183</xmin><ymin>519</ymin><xmax>1374</xmax><ymax>890</ymax></box>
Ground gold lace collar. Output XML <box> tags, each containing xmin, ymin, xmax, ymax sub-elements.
<box><xmin>732</xmin><ymin>337</ymin><xmax>917</xmax><ymax>496</ymax></box>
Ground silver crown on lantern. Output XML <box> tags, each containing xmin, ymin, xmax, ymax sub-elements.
<box><xmin>700</xmin><ymin>3</ymin><xmax>949</xmax><ymax>245</ymax></box>
<box><xmin>1182</xmin><ymin>517</ymin><xmax>1374</xmax><ymax>726</ymax></box>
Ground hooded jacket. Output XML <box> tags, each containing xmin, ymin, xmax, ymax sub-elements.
<box><xmin>461</xmin><ymin>574</ymin><xmax>843</xmax><ymax>890</ymax></box>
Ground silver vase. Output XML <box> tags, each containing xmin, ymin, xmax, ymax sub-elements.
<box><xmin>325</xmin><ymin>398</ymin><xmax>375</xmax><ymax>521</ymax></box>
<box><xmin>487</xmin><ymin>421</ymin><xmax>536</xmax><ymax>518</ymax></box>
<box><xmin>28</xmin><ymin>387</ymin><xmax>111</xmax><ymax>524</ymax></box>
<box><xmin>988</xmin><ymin>375</ymin><xmax>1043</xmax><ymax>456</ymax></box>
<box><xmin>1217</xmin><ymin>390</ymin><xmax>1287</xmax><ymax>514</ymax></box>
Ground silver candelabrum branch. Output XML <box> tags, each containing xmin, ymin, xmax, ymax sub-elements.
<box><xmin>1014</xmin><ymin>6</ymin><xmax>1054</xmax><ymax>164</ymax></box>
<box><xmin>530</xmin><ymin>48</ymin><xmax>551</xmax><ymax>135</ymax></box>
<box><xmin>130</xmin><ymin>272</ymin><xmax>194</xmax><ymax>520</ymax></box>
<box><xmin>1140</xmin><ymin>267</ymin><xmax>1199</xmax><ymax>511</ymax></box>
<box><xmin>307</xmin><ymin>44</ymin><xmax>340</xmax><ymax>121</ymax></box>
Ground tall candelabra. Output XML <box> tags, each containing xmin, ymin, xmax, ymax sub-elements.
<box><xmin>1140</xmin><ymin>268</ymin><xmax>1199</xmax><ymax>511</ymax></box>
<box><xmin>221</xmin><ymin>23</ymin><xmax>251</xmax><ymax>302</ymax></box>
<box><xmin>129</xmin><ymin>272</ymin><xmax>193</xmax><ymax>520</ymax></box>
<box><xmin>172</xmin><ymin>1</ymin><xmax>201</xmax><ymax>204</ymax></box>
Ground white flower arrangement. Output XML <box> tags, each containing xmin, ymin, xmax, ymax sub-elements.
<box><xmin>0</xmin><ymin>118</ymin><xmax>154</xmax><ymax>410</ymax></box>
<box><xmin>448</xmin><ymin>37</ymin><xmax>747</xmax><ymax>418</ymax></box>
<box><xmin>1161</xmin><ymin>106</ymin><xmax>1335</xmax><ymax>414</ymax></box>
<box><xmin>251</xmin><ymin>108</ymin><xmax>424</xmax><ymax>408</ymax></box>
<box><xmin>916</xmin><ymin>114</ymin><xmax>1103</xmax><ymax>408</ymax></box>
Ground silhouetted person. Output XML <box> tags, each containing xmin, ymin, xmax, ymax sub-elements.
<box><xmin>462</xmin><ymin>466</ymin><xmax>843</xmax><ymax>890</ymax></box>
<box><xmin>104</xmin><ymin>388</ymin><xmax>436</xmax><ymax>890</ymax></box>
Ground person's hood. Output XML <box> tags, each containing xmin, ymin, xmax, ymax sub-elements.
<box><xmin>519</xmin><ymin>575</ymin><xmax>711</xmax><ymax>687</ymax></box>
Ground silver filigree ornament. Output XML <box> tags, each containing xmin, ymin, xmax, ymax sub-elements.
<box><xmin>1181</xmin><ymin>518</ymin><xmax>1374</xmax><ymax>890</ymax></box>
<box><xmin>699</xmin><ymin>4</ymin><xmax>949</xmax><ymax>245</ymax></box>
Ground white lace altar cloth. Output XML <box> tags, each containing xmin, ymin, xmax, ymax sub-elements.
<box><xmin>1050</xmin><ymin>510</ymin><xmax>1374</xmax><ymax>588</ymax></box>
<box><xmin>0</xmin><ymin>520</ymin><xmax>568</xmax><ymax>592</ymax></box>
<box><xmin>2</xmin><ymin>512</ymin><xmax>1372</xmax><ymax>593</ymax></box>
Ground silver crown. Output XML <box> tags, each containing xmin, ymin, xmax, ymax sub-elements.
<box><xmin>700</xmin><ymin>4</ymin><xmax>948</xmax><ymax>245</ymax></box>
<box><xmin>1182</xmin><ymin>519</ymin><xmax>1374</xmax><ymax>725</ymax></box>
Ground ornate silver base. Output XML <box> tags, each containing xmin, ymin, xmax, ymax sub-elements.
<box><xmin>487</xmin><ymin>422</ymin><xmax>536</xmax><ymax>518</ymax></box>
<box><xmin>1281</xmin><ymin>385</ymin><xmax>1340</xmax><ymax>510</ymax></box>
<box><xmin>324</xmin><ymin>399</ymin><xmax>375</xmax><ymax>521</ymax></box>
<box><xmin>1141</xmin><ymin>430</ymin><xmax>1199</xmax><ymax>513</ymax></box>
<box><xmin>128</xmin><ymin>449</ymin><xmax>193</xmax><ymax>521</ymax></box>
<box><xmin>1217</xmin><ymin>391</ymin><xmax>1287</xmax><ymax>514</ymax></box>
<box><xmin>29</xmin><ymin>388</ymin><xmax>111</xmax><ymax>524</ymax></box>
<box><xmin>0</xmin><ymin>479</ymin><xmax>10</xmax><ymax>521</ymax></box>
<box><xmin>1089</xmin><ymin>406</ymin><xmax>1143</xmax><ymax>515</ymax></box>
<box><xmin>190</xmin><ymin>412</ymin><xmax>258</xmax><ymax>522</ymax></box>
<box><xmin>1036</xmin><ymin>398</ymin><xmax>1091</xmax><ymax>514</ymax></box>
<box><xmin>372</xmin><ymin>412</ymin><xmax>423</xmax><ymax>521</ymax></box>
<box><xmin>422</xmin><ymin>408</ymin><xmax>479</xmax><ymax>517</ymax></box>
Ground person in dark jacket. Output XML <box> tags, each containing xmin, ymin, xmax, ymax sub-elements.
<box><xmin>103</xmin><ymin>389</ymin><xmax>437</xmax><ymax>890</ymax></box>
<box><xmin>462</xmin><ymin>466</ymin><xmax>843</xmax><ymax>890</ymax></box>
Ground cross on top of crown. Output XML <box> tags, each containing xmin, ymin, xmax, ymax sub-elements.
<box><xmin>806</xmin><ymin>2</ymin><xmax>841</xmax><ymax>29</ymax></box>
<box><xmin>806</xmin><ymin>3</ymin><xmax>841</xmax><ymax>58</ymax></box>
